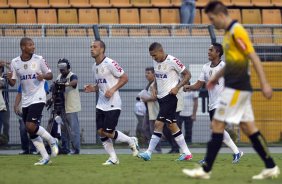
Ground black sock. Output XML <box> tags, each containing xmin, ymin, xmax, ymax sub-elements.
<box><xmin>203</xmin><ymin>133</ymin><xmax>223</xmax><ymax>173</ymax></box>
<box><xmin>249</xmin><ymin>131</ymin><xmax>276</xmax><ymax>168</ymax></box>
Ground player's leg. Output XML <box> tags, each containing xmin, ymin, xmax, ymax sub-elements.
<box><xmin>240</xmin><ymin>121</ymin><xmax>280</xmax><ymax>179</ymax></box>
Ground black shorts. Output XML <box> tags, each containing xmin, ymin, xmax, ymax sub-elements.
<box><xmin>22</xmin><ymin>103</ymin><xmax>45</xmax><ymax>124</ymax></box>
<box><xmin>157</xmin><ymin>94</ymin><xmax>178</xmax><ymax>123</ymax></box>
<box><xmin>208</xmin><ymin>109</ymin><xmax>216</xmax><ymax>121</ymax></box>
<box><xmin>96</xmin><ymin>108</ymin><xmax>121</xmax><ymax>132</ymax></box>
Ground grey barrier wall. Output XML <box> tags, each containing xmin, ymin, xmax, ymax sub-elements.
<box><xmin>1</xmin><ymin>36</ymin><xmax>217</xmax><ymax>144</ymax></box>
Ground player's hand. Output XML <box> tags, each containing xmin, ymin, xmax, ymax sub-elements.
<box><xmin>191</xmin><ymin>114</ymin><xmax>196</xmax><ymax>121</ymax></box>
<box><xmin>151</xmin><ymin>87</ymin><xmax>157</xmax><ymax>99</ymax></box>
<box><xmin>183</xmin><ymin>85</ymin><xmax>191</xmax><ymax>92</ymax></box>
<box><xmin>36</xmin><ymin>72</ymin><xmax>44</xmax><ymax>81</ymax></box>
<box><xmin>7</xmin><ymin>71</ymin><xmax>13</xmax><ymax>80</ymax></box>
<box><xmin>169</xmin><ymin>87</ymin><xmax>179</xmax><ymax>95</ymax></box>
<box><xmin>206</xmin><ymin>78</ymin><xmax>218</xmax><ymax>90</ymax></box>
<box><xmin>105</xmin><ymin>88</ymin><xmax>115</xmax><ymax>98</ymax></box>
<box><xmin>262</xmin><ymin>83</ymin><xmax>272</xmax><ymax>99</ymax></box>
<box><xmin>84</xmin><ymin>84</ymin><xmax>96</xmax><ymax>93</ymax></box>
<box><xmin>14</xmin><ymin>105</ymin><xmax>20</xmax><ymax>115</ymax></box>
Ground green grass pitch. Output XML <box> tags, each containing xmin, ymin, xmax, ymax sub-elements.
<box><xmin>0</xmin><ymin>153</ymin><xmax>281</xmax><ymax>184</ymax></box>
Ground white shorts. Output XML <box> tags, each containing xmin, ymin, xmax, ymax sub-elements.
<box><xmin>214</xmin><ymin>87</ymin><xmax>254</xmax><ymax>125</ymax></box>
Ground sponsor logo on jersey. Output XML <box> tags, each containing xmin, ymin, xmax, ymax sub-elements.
<box><xmin>96</xmin><ymin>78</ymin><xmax>107</xmax><ymax>84</ymax></box>
<box><xmin>155</xmin><ymin>73</ymin><xmax>167</xmax><ymax>79</ymax></box>
<box><xmin>173</xmin><ymin>58</ymin><xmax>184</xmax><ymax>69</ymax></box>
<box><xmin>20</xmin><ymin>74</ymin><xmax>36</xmax><ymax>80</ymax></box>
<box><xmin>112</xmin><ymin>60</ymin><xmax>123</xmax><ymax>73</ymax></box>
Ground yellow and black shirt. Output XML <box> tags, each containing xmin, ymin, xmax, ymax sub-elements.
<box><xmin>223</xmin><ymin>20</ymin><xmax>254</xmax><ymax>91</ymax></box>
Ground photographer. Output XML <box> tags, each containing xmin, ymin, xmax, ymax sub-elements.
<box><xmin>0</xmin><ymin>61</ymin><xmax>10</xmax><ymax>145</ymax></box>
<box><xmin>56</xmin><ymin>58</ymin><xmax>81</xmax><ymax>154</ymax></box>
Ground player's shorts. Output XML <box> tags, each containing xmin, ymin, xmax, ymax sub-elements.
<box><xmin>157</xmin><ymin>94</ymin><xmax>178</xmax><ymax>123</ymax></box>
<box><xmin>213</xmin><ymin>87</ymin><xmax>254</xmax><ymax>125</ymax></box>
<box><xmin>96</xmin><ymin>108</ymin><xmax>121</xmax><ymax>131</ymax></box>
<box><xmin>22</xmin><ymin>102</ymin><xmax>45</xmax><ymax>124</ymax></box>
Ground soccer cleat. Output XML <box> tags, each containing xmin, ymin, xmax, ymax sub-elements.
<box><xmin>34</xmin><ymin>158</ymin><xmax>51</xmax><ymax>166</ymax></box>
<box><xmin>177</xmin><ymin>153</ymin><xmax>193</xmax><ymax>161</ymax></box>
<box><xmin>198</xmin><ymin>158</ymin><xmax>206</xmax><ymax>165</ymax></box>
<box><xmin>50</xmin><ymin>138</ymin><xmax>59</xmax><ymax>157</ymax></box>
<box><xmin>138</xmin><ymin>152</ymin><xmax>151</xmax><ymax>161</ymax></box>
<box><xmin>130</xmin><ymin>137</ymin><xmax>139</xmax><ymax>157</ymax></box>
<box><xmin>232</xmin><ymin>151</ymin><xmax>243</xmax><ymax>164</ymax></box>
<box><xmin>102</xmin><ymin>158</ymin><xmax>120</xmax><ymax>166</ymax></box>
<box><xmin>182</xmin><ymin>167</ymin><xmax>211</xmax><ymax>179</ymax></box>
<box><xmin>252</xmin><ymin>166</ymin><xmax>280</xmax><ymax>180</ymax></box>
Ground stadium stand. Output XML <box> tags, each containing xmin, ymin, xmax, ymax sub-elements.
<box><xmin>49</xmin><ymin>0</ymin><xmax>71</xmax><ymax>8</ymax></box>
<box><xmin>160</xmin><ymin>8</ymin><xmax>180</xmax><ymax>24</ymax></box>
<box><xmin>8</xmin><ymin>0</ymin><xmax>29</xmax><ymax>8</ymax></box>
<box><xmin>151</xmin><ymin>0</ymin><xmax>171</xmax><ymax>7</ymax></box>
<box><xmin>132</xmin><ymin>0</ymin><xmax>151</xmax><ymax>7</ymax></box>
<box><xmin>140</xmin><ymin>8</ymin><xmax>160</xmax><ymax>24</ymax></box>
<box><xmin>111</xmin><ymin>0</ymin><xmax>132</xmax><ymax>7</ymax></box>
<box><xmin>171</xmin><ymin>0</ymin><xmax>181</xmax><ymax>7</ymax></box>
<box><xmin>252</xmin><ymin>0</ymin><xmax>272</xmax><ymax>7</ymax></box>
<box><xmin>70</xmin><ymin>0</ymin><xmax>91</xmax><ymax>8</ymax></box>
<box><xmin>16</xmin><ymin>9</ymin><xmax>36</xmax><ymax>24</ymax></box>
<box><xmin>129</xmin><ymin>28</ymin><xmax>149</xmax><ymax>36</ymax></box>
<box><xmin>120</xmin><ymin>8</ymin><xmax>140</xmax><ymax>24</ymax></box>
<box><xmin>0</xmin><ymin>9</ymin><xmax>15</xmax><ymax>24</ymax></box>
<box><xmin>99</xmin><ymin>8</ymin><xmax>119</xmax><ymax>24</ymax></box>
<box><xmin>78</xmin><ymin>9</ymin><xmax>98</xmax><ymax>24</ymax></box>
<box><xmin>242</xmin><ymin>9</ymin><xmax>262</xmax><ymax>24</ymax></box>
<box><xmin>272</xmin><ymin>0</ymin><xmax>282</xmax><ymax>7</ymax></box>
<box><xmin>228</xmin><ymin>9</ymin><xmax>242</xmax><ymax>23</ymax></box>
<box><xmin>0</xmin><ymin>0</ymin><xmax>9</xmax><ymax>8</ymax></box>
<box><xmin>262</xmin><ymin>9</ymin><xmax>281</xmax><ymax>24</ymax></box>
<box><xmin>90</xmin><ymin>0</ymin><xmax>111</xmax><ymax>8</ymax></box>
<box><xmin>58</xmin><ymin>9</ymin><xmax>78</xmax><ymax>24</ymax></box>
<box><xmin>233</xmin><ymin>0</ymin><xmax>253</xmax><ymax>7</ymax></box>
<box><xmin>37</xmin><ymin>9</ymin><xmax>57</xmax><ymax>24</ymax></box>
<box><xmin>29</xmin><ymin>0</ymin><xmax>50</xmax><ymax>8</ymax></box>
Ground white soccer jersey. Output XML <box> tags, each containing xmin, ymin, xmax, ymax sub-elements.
<box><xmin>93</xmin><ymin>57</ymin><xmax>124</xmax><ymax>111</ymax></box>
<box><xmin>11</xmin><ymin>54</ymin><xmax>51</xmax><ymax>107</ymax></box>
<box><xmin>198</xmin><ymin>61</ymin><xmax>225</xmax><ymax>111</ymax></box>
<box><xmin>154</xmin><ymin>55</ymin><xmax>185</xmax><ymax>99</ymax></box>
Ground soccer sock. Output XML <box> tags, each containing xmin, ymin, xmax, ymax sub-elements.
<box><xmin>173</xmin><ymin>131</ymin><xmax>191</xmax><ymax>155</ymax></box>
<box><xmin>147</xmin><ymin>131</ymin><xmax>162</xmax><ymax>155</ymax></box>
<box><xmin>31</xmin><ymin>136</ymin><xmax>49</xmax><ymax>160</ymax></box>
<box><xmin>101</xmin><ymin>137</ymin><xmax>117</xmax><ymax>160</ymax></box>
<box><xmin>36</xmin><ymin>126</ymin><xmax>55</xmax><ymax>144</ymax></box>
<box><xmin>223</xmin><ymin>130</ymin><xmax>239</xmax><ymax>154</ymax></box>
<box><xmin>113</xmin><ymin>130</ymin><xmax>133</xmax><ymax>145</ymax></box>
<box><xmin>249</xmin><ymin>131</ymin><xmax>276</xmax><ymax>168</ymax></box>
<box><xmin>203</xmin><ymin>133</ymin><xmax>223</xmax><ymax>173</ymax></box>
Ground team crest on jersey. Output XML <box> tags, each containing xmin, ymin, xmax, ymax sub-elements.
<box><xmin>209</xmin><ymin>70</ymin><xmax>212</xmax><ymax>76</ymax></box>
<box><xmin>158</xmin><ymin>65</ymin><xmax>161</xmax><ymax>70</ymax></box>
<box><xmin>96</xmin><ymin>68</ymin><xmax>98</xmax><ymax>74</ymax></box>
<box><xmin>31</xmin><ymin>63</ymin><xmax>37</xmax><ymax>70</ymax></box>
<box><xmin>24</xmin><ymin>64</ymin><xmax>28</xmax><ymax>69</ymax></box>
<box><xmin>217</xmin><ymin>108</ymin><xmax>225</xmax><ymax>115</ymax></box>
<box><xmin>101</xmin><ymin>68</ymin><xmax>104</xmax><ymax>73</ymax></box>
<box><xmin>163</xmin><ymin>64</ymin><xmax>167</xmax><ymax>70</ymax></box>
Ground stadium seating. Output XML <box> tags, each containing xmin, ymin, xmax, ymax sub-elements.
<box><xmin>25</xmin><ymin>29</ymin><xmax>42</xmax><ymax>37</ymax></box>
<box><xmin>171</xmin><ymin>0</ymin><xmax>181</xmax><ymax>7</ymax></box>
<box><xmin>4</xmin><ymin>28</ymin><xmax>24</xmax><ymax>36</ymax></box>
<box><xmin>0</xmin><ymin>9</ymin><xmax>15</xmax><ymax>24</ymax></box>
<box><xmin>8</xmin><ymin>0</ymin><xmax>29</xmax><ymax>8</ymax></box>
<box><xmin>120</xmin><ymin>8</ymin><xmax>139</xmax><ymax>24</ymax></box>
<box><xmin>0</xmin><ymin>0</ymin><xmax>9</xmax><ymax>8</ymax></box>
<box><xmin>196</xmin><ymin>0</ymin><xmax>208</xmax><ymax>7</ymax></box>
<box><xmin>17</xmin><ymin>9</ymin><xmax>36</xmax><ymax>24</ymax></box>
<box><xmin>273</xmin><ymin>28</ymin><xmax>282</xmax><ymax>45</ymax></box>
<box><xmin>233</xmin><ymin>0</ymin><xmax>252</xmax><ymax>7</ymax></box>
<box><xmin>150</xmin><ymin>28</ymin><xmax>170</xmax><ymax>36</ymax></box>
<box><xmin>111</xmin><ymin>0</ymin><xmax>132</xmax><ymax>7</ymax></box>
<box><xmin>37</xmin><ymin>9</ymin><xmax>57</xmax><ymax>24</ymax></box>
<box><xmin>49</xmin><ymin>0</ymin><xmax>71</xmax><ymax>8</ymax></box>
<box><xmin>29</xmin><ymin>0</ymin><xmax>50</xmax><ymax>8</ymax></box>
<box><xmin>99</xmin><ymin>9</ymin><xmax>119</xmax><ymax>24</ymax></box>
<box><xmin>151</xmin><ymin>0</ymin><xmax>171</xmax><ymax>7</ymax></box>
<box><xmin>252</xmin><ymin>0</ymin><xmax>272</xmax><ymax>7</ymax></box>
<box><xmin>111</xmin><ymin>28</ymin><xmax>129</xmax><ymax>36</ymax></box>
<box><xmin>140</xmin><ymin>8</ymin><xmax>160</xmax><ymax>24</ymax></box>
<box><xmin>67</xmin><ymin>28</ymin><xmax>87</xmax><ymax>36</ymax></box>
<box><xmin>129</xmin><ymin>28</ymin><xmax>149</xmax><ymax>36</ymax></box>
<box><xmin>194</xmin><ymin>9</ymin><xmax>201</xmax><ymax>24</ymax></box>
<box><xmin>70</xmin><ymin>0</ymin><xmax>91</xmax><ymax>8</ymax></box>
<box><xmin>90</xmin><ymin>0</ymin><xmax>111</xmax><ymax>7</ymax></box>
<box><xmin>242</xmin><ymin>9</ymin><xmax>262</xmax><ymax>24</ymax></box>
<box><xmin>132</xmin><ymin>0</ymin><xmax>151</xmax><ymax>7</ymax></box>
<box><xmin>262</xmin><ymin>9</ymin><xmax>281</xmax><ymax>24</ymax></box>
<box><xmin>161</xmin><ymin>9</ymin><xmax>180</xmax><ymax>24</ymax></box>
<box><xmin>228</xmin><ymin>9</ymin><xmax>242</xmax><ymax>23</ymax></box>
<box><xmin>272</xmin><ymin>0</ymin><xmax>282</xmax><ymax>7</ymax></box>
<box><xmin>252</xmin><ymin>28</ymin><xmax>273</xmax><ymax>44</ymax></box>
<box><xmin>58</xmin><ymin>9</ymin><xmax>78</xmax><ymax>24</ymax></box>
<box><xmin>78</xmin><ymin>9</ymin><xmax>98</xmax><ymax>24</ymax></box>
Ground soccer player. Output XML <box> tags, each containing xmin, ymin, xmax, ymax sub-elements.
<box><xmin>84</xmin><ymin>40</ymin><xmax>139</xmax><ymax>165</ymax></box>
<box><xmin>138</xmin><ymin>42</ymin><xmax>192</xmax><ymax>161</ymax></box>
<box><xmin>184</xmin><ymin>43</ymin><xmax>243</xmax><ymax>164</ymax></box>
<box><xmin>182</xmin><ymin>1</ymin><xmax>280</xmax><ymax>179</ymax></box>
<box><xmin>8</xmin><ymin>37</ymin><xmax>58</xmax><ymax>165</ymax></box>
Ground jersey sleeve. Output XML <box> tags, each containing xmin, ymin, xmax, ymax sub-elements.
<box><xmin>233</xmin><ymin>25</ymin><xmax>254</xmax><ymax>56</ymax></box>
<box><xmin>171</xmin><ymin>57</ymin><xmax>185</xmax><ymax>74</ymax></box>
<box><xmin>198</xmin><ymin>65</ymin><xmax>206</xmax><ymax>82</ymax></box>
<box><xmin>40</xmin><ymin>58</ymin><xmax>51</xmax><ymax>74</ymax></box>
<box><xmin>109</xmin><ymin>60</ymin><xmax>125</xmax><ymax>78</ymax></box>
<box><xmin>10</xmin><ymin>61</ymin><xmax>17</xmax><ymax>80</ymax></box>
<box><xmin>17</xmin><ymin>84</ymin><xmax>22</xmax><ymax>93</ymax></box>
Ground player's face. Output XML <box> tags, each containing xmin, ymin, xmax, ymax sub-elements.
<box><xmin>150</xmin><ymin>50</ymin><xmax>164</xmax><ymax>62</ymax></box>
<box><xmin>91</xmin><ymin>42</ymin><xmax>102</xmax><ymax>58</ymax></box>
<box><xmin>22</xmin><ymin>40</ymin><xmax>35</xmax><ymax>55</ymax></box>
<box><xmin>145</xmin><ymin>71</ymin><xmax>155</xmax><ymax>81</ymax></box>
<box><xmin>207</xmin><ymin>13</ymin><xmax>225</xmax><ymax>29</ymax></box>
<box><xmin>208</xmin><ymin>46</ymin><xmax>218</xmax><ymax>61</ymax></box>
<box><xmin>59</xmin><ymin>68</ymin><xmax>68</xmax><ymax>76</ymax></box>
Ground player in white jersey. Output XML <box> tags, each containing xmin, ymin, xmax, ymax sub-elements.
<box><xmin>7</xmin><ymin>37</ymin><xmax>58</xmax><ymax>165</ymax></box>
<box><xmin>138</xmin><ymin>42</ymin><xmax>193</xmax><ymax>161</ymax></box>
<box><xmin>184</xmin><ymin>43</ymin><xmax>242</xmax><ymax>164</ymax></box>
<box><xmin>84</xmin><ymin>40</ymin><xmax>139</xmax><ymax>165</ymax></box>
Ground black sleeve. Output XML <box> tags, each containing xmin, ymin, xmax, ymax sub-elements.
<box><xmin>70</xmin><ymin>74</ymin><xmax>78</xmax><ymax>89</ymax></box>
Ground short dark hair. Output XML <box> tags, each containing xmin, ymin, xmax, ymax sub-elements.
<box><xmin>145</xmin><ymin>66</ymin><xmax>154</xmax><ymax>73</ymax></box>
<box><xmin>204</xmin><ymin>1</ymin><xmax>228</xmax><ymax>15</ymax></box>
<box><xmin>95</xmin><ymin>40</ymin><xmax>106</xmax><ymax>53</ymax></box>
<box><xmin>212</xmin><ymin>42</ymin><xmax>223</xmax><ymax>58</ymax></box>
<box><xmin>149</xmin><ymin>42</ymin><xmax>163</xmax><ymax>52</ymax></box>
<box><xmin>20</xmin><ymin>37</ymin><xmax>33</xmax><ymax>47</ymax></box>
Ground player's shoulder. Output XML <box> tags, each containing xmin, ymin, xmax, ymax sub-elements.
<box><xmin>11</xmin><ymin>56</ymin><xmax>21</xmax><ymax>64</ymax></box>
<box><xmin>103</xmin><ymin>57</ymin><xmax>114</xmax><ymax>65</ymax></box>
<box><xmin>231</xmin><ymin>22</ymin><xmax>247</xmax><ymax>35</ymax></box>
<box><xmin>219</xmin><ymin>60</ymin><xmax>226</xmax><ymax>67</ymax></box>
<box><xmin>202</xmin><ymin>62</ymin><xmax>211</xmax><ymax>70</ymax></box>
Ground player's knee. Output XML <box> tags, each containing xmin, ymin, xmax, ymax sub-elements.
<box><xmin>25</xmin><ymin>122</ymin><xmax>39</xmax><ymax>134</ymax></box>
<box><xmin>154</xmin><ymin>121</ymin><xmax>164</xmax><ymax>131</ymax></box>
<box><xmin>211</xmin><ymin>120</ymin><xmax>225</xmax><ymax>133</ymax></box>
<box><xmin>240</xmin><ymin>122</ymin><xmax>258</xmax><ymax>136</ymax></box>
<box><xmin>97</xmin><ymin>129</ymin><xmax>104</xmax><ymax>136</ymax></box>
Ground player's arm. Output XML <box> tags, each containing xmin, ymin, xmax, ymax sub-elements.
<box><xmin>66</xmin><ymin>75</ymin><xmax>78</xmax><ymax>88</ymax></box>
<box><xmin>184</xmin><ymin>80</ymin><xmax>205</xmax><ymax>92</ymax></box>
<box><xmin>249</xmin><ymin>52</ymin><xmax>272</xmax><ymax>99</ymax></box>
<box><xmin>206</xmin><ymin>67</ymin><xmax>225</xmax><ymax>90</ymax></box>
<box><xmin>192</xmin><ymin>96</ymin><xmax>198</xmax><ymax>121</ymax></box>
<box><xmin>105</xmin><ymin>73</ymin><xmax>128</xmax><ymax>98</ymax></box>
<box><xmin>7</xmin><ymin>62</ymin><xmax>16</xmax><ymax>87</ymax></box>
<box><xmin>38</xmin><ymin>58</ymin><xmax>53</xmax><ymax>81</ymax></box>
<box><xmin>170</xmin><ymin>69</ymin><xmax>191</xmax><ymax>95</ymax></box>
<box><xmin>84</xmin><ymin>84</ymin><xmax>98</xmax><ymax>93</ymax></box>
<box><xmin>14</xmin><ymin>93</ymin><xmax>22</xmax><ymax>115</ymax></box>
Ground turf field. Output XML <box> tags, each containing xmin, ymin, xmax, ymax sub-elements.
<box><xmin>0</xmin><ymin>153</ymin><xmax>281</xmax><ymax>184</ymax></box>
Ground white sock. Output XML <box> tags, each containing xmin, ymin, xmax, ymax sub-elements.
<box><xmin>174</xmin><ymin>131</ymin><xmax>191</xmax><ymax>155</ymax></box>
<box><xmin>114</xmin><ymin>130</ymin><xmax>133</xmax><ymax>145</ymax></box>
<box><xmin>36</xmin><ymin>126</ymin><xmax>55</xmax><ymax>145</ymax></box>
<box><xmin>147</xmin><ymin>132</ymin><xmax>162</xmax><ymax>155</ymax></box>
<box><xmin>31</xmin><ymin>136</ymin><xmax>49</xmax><ymax>160</ymax></box>
<box><xmin>223</xmin><ymin>130</ymin><xmax>239</xmax><ymax>154</ymax></box>
<box><xmin>102</xmin><ymin>138</ymin><xmax>117</xmax><ymax>160</ymax></box>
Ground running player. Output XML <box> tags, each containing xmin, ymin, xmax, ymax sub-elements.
<box><xmin>182</xmin><ymin>1</ymin><xmax>280</xmax><ymax>179</ymax></box>
<box><xmin>84</xmin><ymin>40</ymin><xmax>139</xmax><ymax>165</ymax></box>
<box><xmin>184</xmin><ymin>43</ymin><xmax>243</xmax><ymax>164</ymax></box>
<box><xmin>138</xmin><ymin>42</ymin><xmax>192</xmax><ymax>161</ymax></box>
<box><xmin>8</xmin><ymin>37</ymin><xmax>58</xmax><ymax>165</ymax></box>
